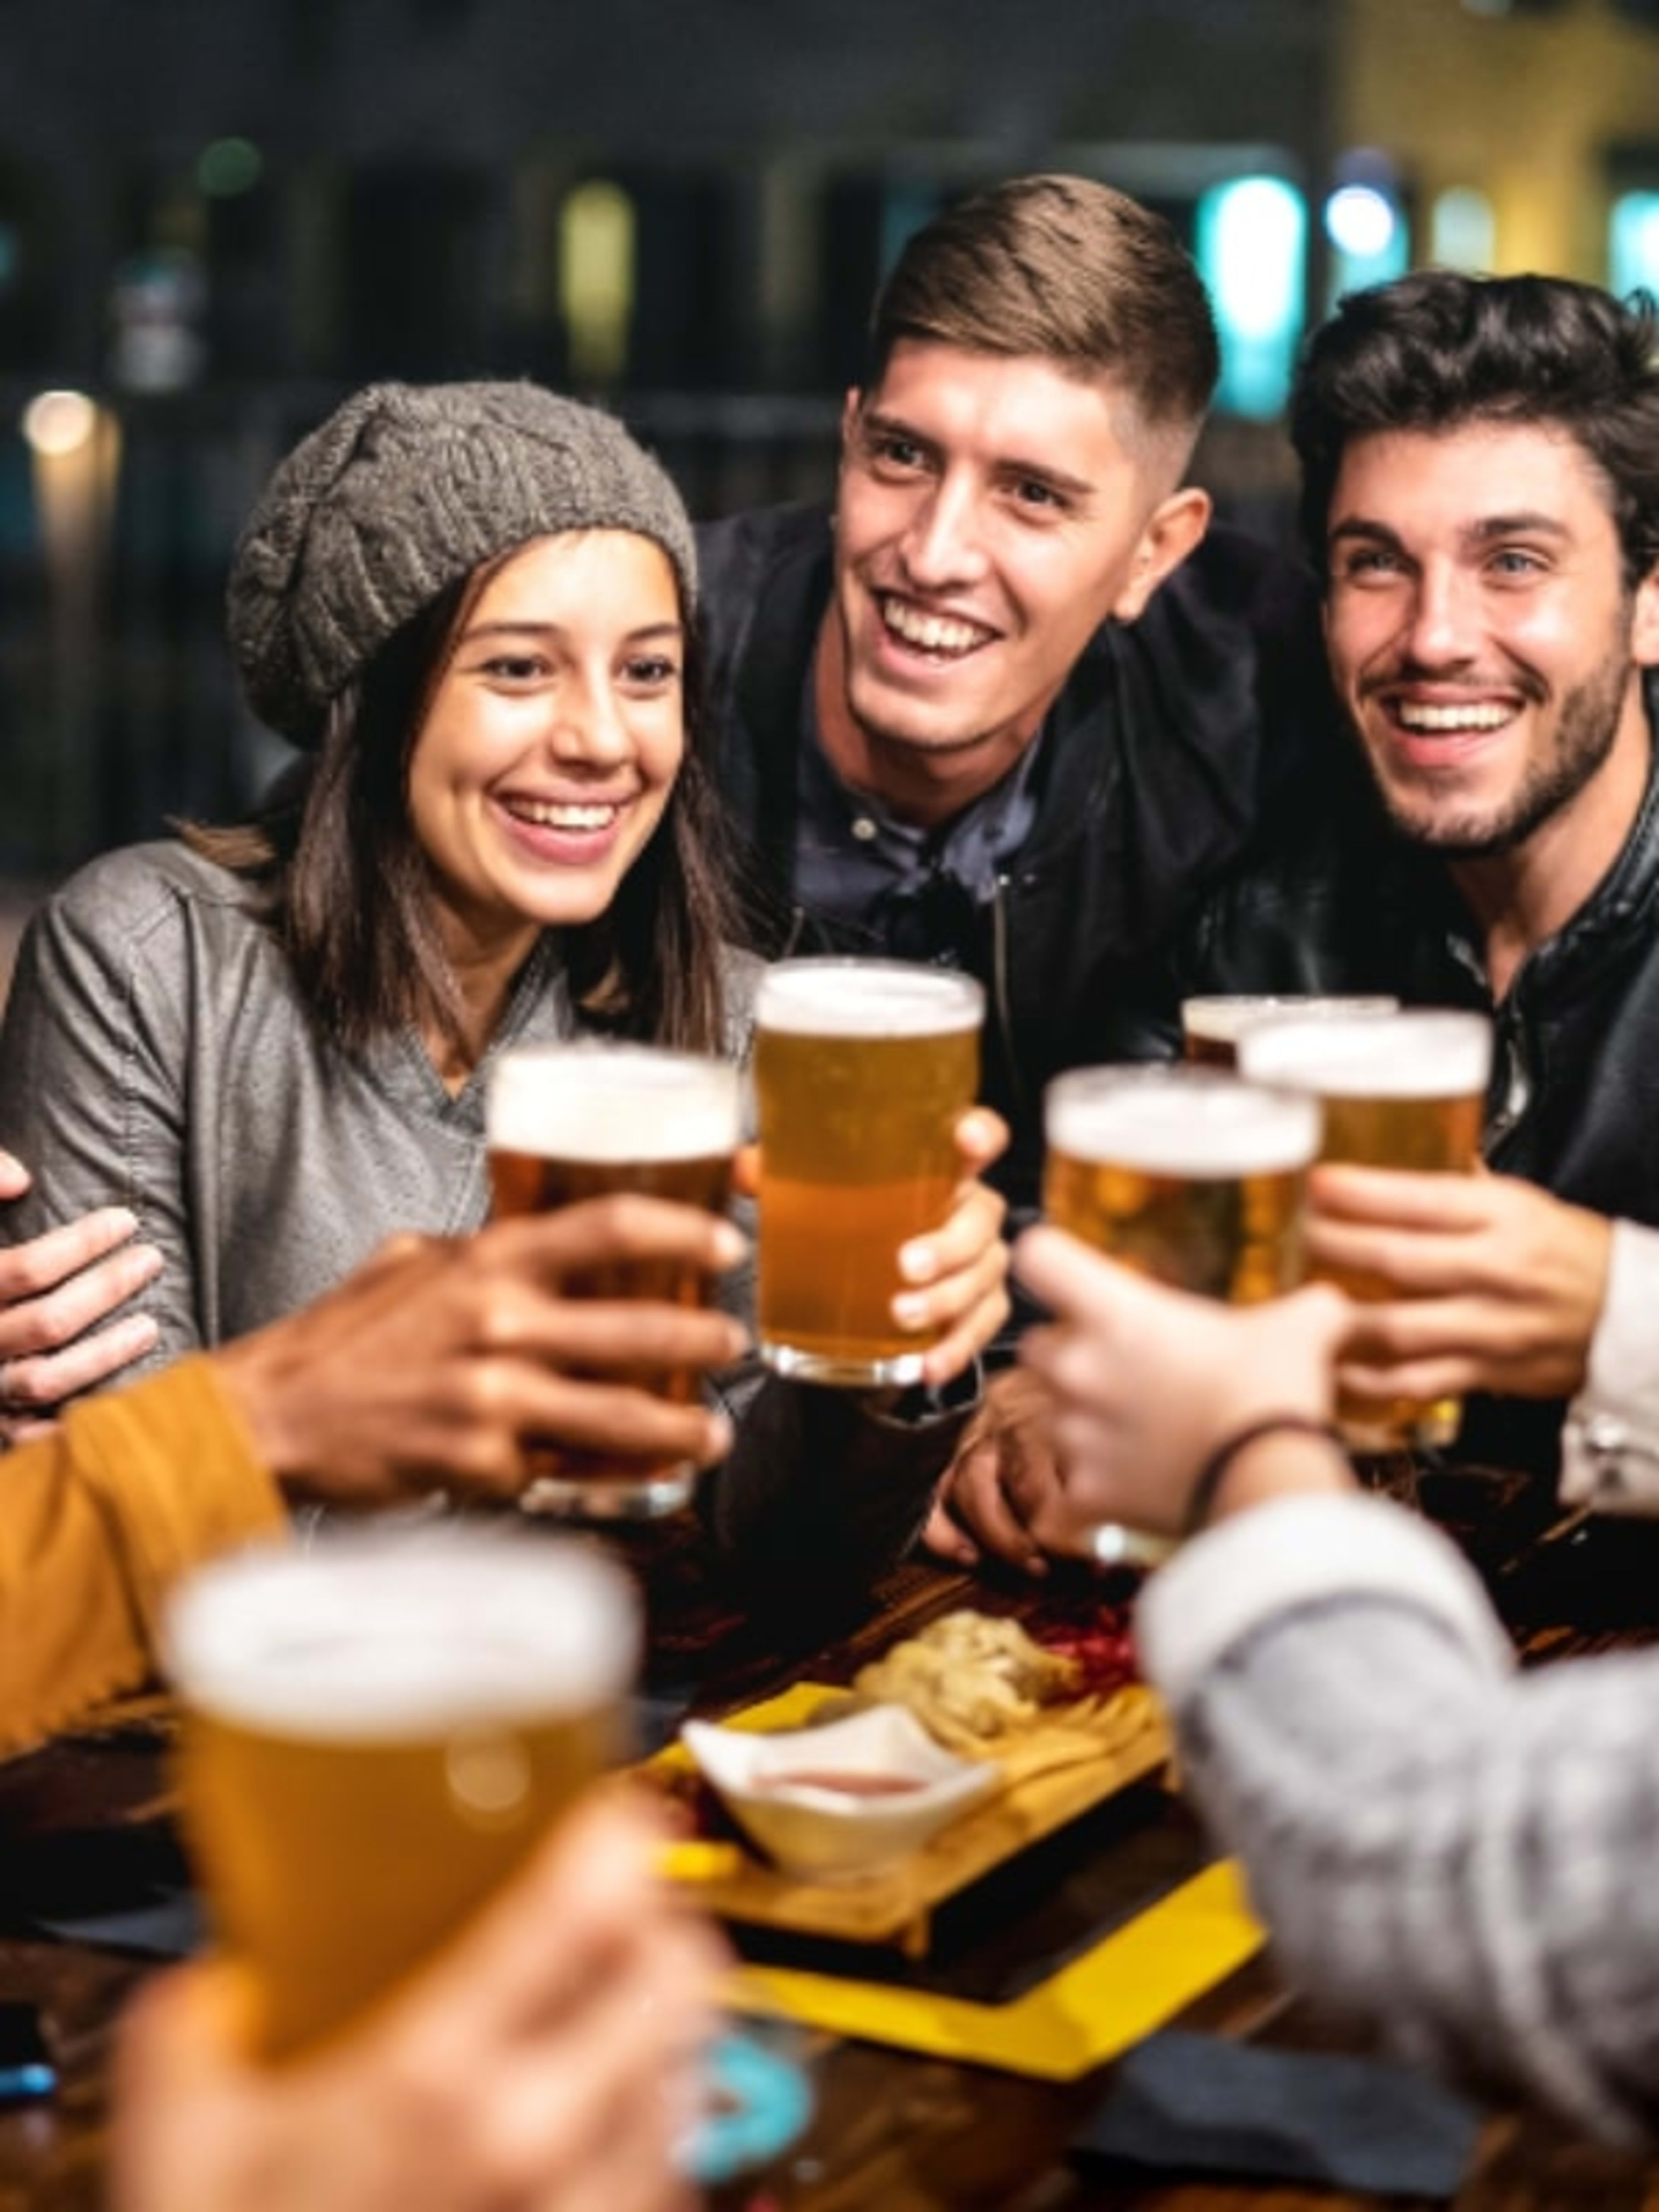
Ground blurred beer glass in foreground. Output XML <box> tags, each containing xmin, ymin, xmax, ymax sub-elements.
<box><xmin>1238</xmin><ymin>1009</ymin><xmax>1493</xmax><ymax>1450</ymax></box>
<box><xmin>1042</xmin><ymin>1066</ymin><xmax>1321</xmax><ymax>1569</ymax></box>
<box><xmin>486</xmin><ymin>1042</ymin><xmax>741</xmax><ymax>1518</ymax></box>
<box><xmin>1043</xmin><ymin>1065</ymin><xmax>1322</xmax><ymax>1303</ymax></box>
<box><xmin>168</xmin><ymin>1529</ymin><xmax>637</xmax><ymax>2063</ymax></box>
<box><xmin>1182</xmin><ymin>994</ymin><xmax>1400</xmax><ymax>1068</ymax></box>
<box><xmin>755</xmin><ymin>958</ymin><xmax>983</xmax><ymax>1386</ymax></box>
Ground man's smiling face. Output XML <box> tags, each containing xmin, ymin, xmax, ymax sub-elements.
<box><xmin>820</xmin><ymin>338</ymin><xmax>1208</xmax><ymax>813</ymax></box>
<box><xmin>1323</xmin><ymin>419</ymin><xmax>1659</xmax><ymax>860</ymax></box>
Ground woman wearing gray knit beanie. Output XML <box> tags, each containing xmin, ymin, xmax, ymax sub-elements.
<box><xmin>0</xmin><ymin>380</ymin><xmax>1007</xmax><ymax>1578</ymax></box>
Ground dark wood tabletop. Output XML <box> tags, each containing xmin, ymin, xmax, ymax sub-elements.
<box><xmin>5</xmin><ymin>1454</ymin><xmax>1659</xmax><ymax>2212</ymax></box>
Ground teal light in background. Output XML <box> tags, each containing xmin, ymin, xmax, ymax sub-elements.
<box><xmin>197</xmin><ymin>137</ymin><xmax>264</xmax><ymax>198</ymax></box>
<box><xmin>1196</xmin><ymin>175</ymin><xmax>1307</xmax><ymax>419</ymax></box>
<box><xmin>1324</xmin><ymin>182</ymin><xmax>1410</xmax><ymax>307</ymax></box>
<box><xmin>879</xmin><ymin>182</ymin><xmax>940</xmax><ymax>282</ymax></box>
<box><xmin>1431</xmin><ymin>187</ymin><xmax>1495</xmax><ymax>272</ymax></box>
<box><xmin>1611</xmin><ymin>192</ymin><xmax>1659</xmax><ymax>296</ymax></box>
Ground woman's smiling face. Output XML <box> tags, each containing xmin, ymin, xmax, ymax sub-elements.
<box><xmin>408</xmin><ymin>529</ymin><xmax>686</xmax><ymax>969</ymax></box>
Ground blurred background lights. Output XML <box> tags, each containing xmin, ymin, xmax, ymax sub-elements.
<box><xmin>1324</xmin><ymin>162</ymin><xmax>1410</xmax><ymax>308</ymax></box>
<box><xmin>559</xmin><ymin>179</ymin><xmax>637</xmax><ymax>387</ymax></box>
<box><xmin>1197</xmin><ymin>175</ymin><xmax>1307</xmax><ymax>419</ymax></box>
<box><xmin>1611</xmin><ymin>191</ymin><xmax>1659</xmax><ymax>296</ymax></box>
<box><xmin>197</xmin><ymin>137</ymin><xmax>263</xmax><ymax>197</ymax></box>
<box><xmin>1431</xmin><ymin>187</ymin><xmax>1496</xmax><ymax>271</ymax></box>
<box><xmin>1325</xmin><ymin>182</ymin><xmax>1397</xmax><ymax>257</ymax></box>
<box><xmin>22</xmin><ymin>388</ymin><xmax>97</xmax><ymax>456</ymax></box>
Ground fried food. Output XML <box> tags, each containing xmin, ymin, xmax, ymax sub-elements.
<box><xmin>853</xmin><ymin>1609</ymin><xmax>1081</xmax><ymax>1753</ymax></box>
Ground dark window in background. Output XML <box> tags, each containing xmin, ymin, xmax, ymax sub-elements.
<box><xmin>0</xmin><ymin>163</ymin><xmax>62</xmax><ymax>372</ymax></box>
<box><xmin>204</xmin><ymin>165</ymin><xmax>286</xmax><ymax>379</ymax></box>
<box><xmin>341</xmin><ymin>163</ymin><xmax>491</xmax><ymax>378</ymax></box>
<box><xmin>616</xmin><ymin>170</ymin><xmax>741</xmax><ymax>393</ymax></box>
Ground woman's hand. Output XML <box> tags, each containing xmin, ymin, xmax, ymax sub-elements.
<box><xmin>894</xmin><ymin>1107</ymin><xmax>1011</xmax><ymax>1389</ymax></box>
<box><xmin>1306</xmin><ymin>1166</ymin><xmax>1612</xmax><ymax>1405</ymax></box>
<box><xmin>1015</xmin><ymin>1226</ymin><xmax>1351</xmax><ymax>1536</ymax></box>
<box><xmin>0</xmin><ymin>1150</ymin><xmax>162</xmax><ymax>1443</ymax></box>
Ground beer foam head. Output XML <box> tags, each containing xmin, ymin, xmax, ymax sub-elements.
<box><xmin>1182</xmin><ymin>995</ymin><xmax>1399</xmax><ymax>1048</ymax></box>
<box><xmin>756</xmin><ymin>958</ymin><xmax>984</xmax><ymax>1037</ymax></box>
<box><xmin>486</xmin><ymin>1044</ymin><xmax>740</xmax><ymax>1162</ymax></box>
<box><xmin>1238</xmin><ymin>1010</ymin><xmax>1493</xmax><ymax>1098</ymax></box>
<box><xmin>1044</xmin><ymin>1068</ymin><xmax>1321</xmax><ymax>1176</ymax></box>
<box><xmin>165</xmin><ymin>1529</ymin><xmax>639</xmax><ymax>1741</ymax></box>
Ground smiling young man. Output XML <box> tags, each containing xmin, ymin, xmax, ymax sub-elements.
<box><xmin>699</xmin><ymin>175</ymin><xmax>1342</xmax><ymax>1214</ymax></box>
<box><xmin>697</xmin><ymin>177</ymin><xmax>1344</xmax><ymax>1570</ymax></box>
<box><xmin>1138</xmin><ymin>270</ymin><xmax>1659</xmax><ymax>1483</ymax></box>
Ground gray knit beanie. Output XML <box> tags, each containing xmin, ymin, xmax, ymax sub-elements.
<box><xmin>226</xmin><ymin>380</ymin><xmax>698</xmax><ymax>746</ymax></box>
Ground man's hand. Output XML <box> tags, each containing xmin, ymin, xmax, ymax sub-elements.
<box><xmin>1015</xmin><ymin>1227</ymin><xmax>1352</xmax><ymax>1536</ymax></box>
<box><xmin>923</xmin><ymin>1366</ymin><xmax>1070</xmax><ymax>1575</ymax></box>
<box><xmin>1307</xmin><ymin>1166</ymin><xmax>1612</xmax><ymax>1405</ymax></box>
<box><xmin>893</xmin><ymin>1106</ymin><xmax>1011</xmax><ymax>1389</ymax></box>
<box><xmin>113</xmin><ymin>1794</ymin><xmax>721</xmax><ymax>2212</ymax></box>
<box><xmin>0</xmin><ymin>1150</ymin><xmax>161</xmax><ymax>1443</ymax></box>
<box><xmin>211</xmin><ymin>1197</ymin><xmax>749</xmax><ymax>1506</ymax></box>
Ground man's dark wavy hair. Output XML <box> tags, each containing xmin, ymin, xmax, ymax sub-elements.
<box><xmin>1291</xmin><ymin>270</ymin><xmax>1659</xmax><ymax>591</ymax></box>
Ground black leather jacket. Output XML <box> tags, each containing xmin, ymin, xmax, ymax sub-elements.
<box><xmin>1151</xmin><ymin>697</ymin><xmax>1659</xmax><ymax>1468</ymax></box>
<box><xmin>696</xmin><ymin>503</ymin><xmax>1345</xmax><ymax>1213</ymax></box>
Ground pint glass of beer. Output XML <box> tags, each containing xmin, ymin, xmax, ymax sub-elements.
<box><xmin>1043</xmin><ymin>1066</ymin><xmax>1321</xmax><ymax>1303</ymax></box>
<box><xmin>754</xmin><ymin>958</ymin><xmax>984</xmax><ymax>1387</ymax></box>
<box><xmin>486</xmin><ymin>1042</ymin><xmax>741</xmax><ymax>1518</ymax></box>
<box><xmin>1182</xmin><ymin>995</ymin><xmax>1400</xmax><ymax>1068</ymax></box>
<box><xmin>166</xmin><ymin>1528</ymin><xmax>638</xmax><ymax>2063</ymax></box>
<box><xmin>1238</xmin><ymin>1009</ymin><xmax>1493</xmax><ymax>1450</ymax></box>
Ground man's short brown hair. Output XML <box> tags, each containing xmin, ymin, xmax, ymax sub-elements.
<box><xmin>867</xmin><ymin>174</ymin><xmax>1220</xmax><ymax>450</ymax></box>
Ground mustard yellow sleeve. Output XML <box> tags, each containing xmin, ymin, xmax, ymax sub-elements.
<box><xmin>0</xmin><ymin>1356</ymin><xmax>288</xmax><ymax>1756</ymax></box>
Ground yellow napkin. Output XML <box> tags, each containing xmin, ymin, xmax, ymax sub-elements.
<box><xmin>723</xmin><ymin>1863</ymin><xmax>1259</xmax><ymax>2079</ymax></box>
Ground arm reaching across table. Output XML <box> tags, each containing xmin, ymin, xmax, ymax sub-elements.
<box><xmin>1015</xmin><ymin>1226</ymin><xmax>1659</xmax><ymax>2145</ymax></box>
<box><xmin>1</xmin><ymin>1196</ymin><xmax>746</xmax><ymax>1757</ymax></box>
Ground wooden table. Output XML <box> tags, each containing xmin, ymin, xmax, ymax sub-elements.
<box><xmin>5</xmin><ymin>1457</ymin><xmax>1659</xmax><ymax>2212</ymax></box>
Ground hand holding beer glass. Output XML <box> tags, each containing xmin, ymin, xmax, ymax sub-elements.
<box><xmin>1237</xmin><ymin>1010</ymin><xmax>1493</xmax><ymax>1450</ymax></box>
<box><xmin>1039</xmin><ymin>1065</ymin><xmax>1322</xmax><ymax>1562</ymax></box>
<box><xmin>167</xmin><ymin>1529</ymin><xmax>639</xmax><ymax>2065</ymax></box>
<box><xmin>754</xmin><ymin>959</ymin><xmax>985</xmax><ymax>1387</ymax></box>
<box><xmin>486</xmin><ymin>1042</ymin><xmax>741</xmax><ymax>1518</ymax></box>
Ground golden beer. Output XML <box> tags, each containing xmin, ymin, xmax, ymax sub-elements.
<box><xmin>1182</xmin><ymin>995</ymin><xmax>1400</xmax><ymax>1068</ymax></box>
<box><xmin>755</xmin><ymin>960</ymin><xmax>983</xmax><ymax>1386</ymax></box>
<box><xmin>486</xmin><ymin>1044</ymin><xmax>741</xmax><ymax>1517</ymax></box>
<box><xmin>1238</xmin><ymin>1011</ymin><xmax>1493</xmax><ymax>1449</ymax></box>
<box><xmin>166</xmin><ymin>1530</ymin><xmax>637</xmax><ymax>2063</ymax></box>
<box><xmin>1043</xmin><ymin>1067</ymin><xmax>1321</xmax><ymax>1303</ymax></box>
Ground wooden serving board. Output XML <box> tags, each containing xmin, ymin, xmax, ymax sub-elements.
<box><xmin>652</xmin><ymin>1681</ymin><xmax>1171</xmax><ymax>1956</ymax></box>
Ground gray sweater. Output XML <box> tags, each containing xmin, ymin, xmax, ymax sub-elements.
<box><xmin>1140</xmin><ymin>1491</ymin><xmax>1659</xmax><ymax>2145</ymax></box>
<box><xmin>0</xmin><ymin>839</ymin><xmax>963</xmax><ymax>1591</ymax></box>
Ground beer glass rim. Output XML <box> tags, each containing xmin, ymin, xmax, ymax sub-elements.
<box><xmin>755</xmin><ymin>957</ymin><xmax>984</xmax><ymax>1035</ymax></box>
<box><xmin>486</xmin><ymin>1040</ymin><xmax>742</xmax><ymax>1161</ymax></box>
<box><xmin>1044</xmin><ymin>1063</ymin><xmax>1322</xmax><ymax>1175</ymax></box>
<box><xmin>1237</xmin><ymin>1008</ymin><xmax>1493</xmax><ymax>1096</ymax></box>
<box><xmin>164</xmin><ymin>1529</ymin><xmax>639</xmax><ymax>1743</ymax></box>
<box><xmin>1181</xmin><ymin>993</ymin><xmax>1401</xmax><ymax>1043</ymax></box>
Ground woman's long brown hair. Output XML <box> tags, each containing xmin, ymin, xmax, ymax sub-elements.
<box><xmin>183</xmin><ymin>553</ymin><xmax>740</xmax><ymax>1062</ymax></box>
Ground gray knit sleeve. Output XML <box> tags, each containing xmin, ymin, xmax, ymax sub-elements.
<box><xmin>1170</xmin><ymin>1581</ymin><xmax>1659</xmax><ymax>2143</ymax></box>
